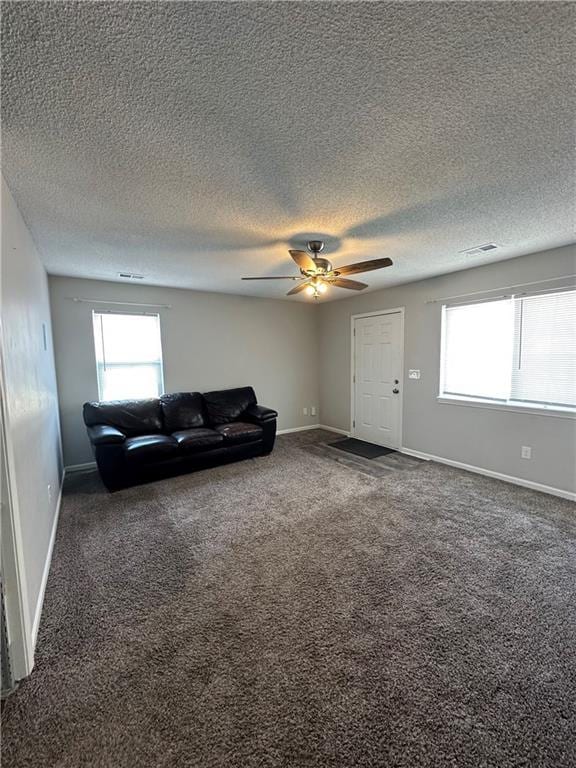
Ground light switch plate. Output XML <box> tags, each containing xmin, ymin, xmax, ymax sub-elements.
<box><xmin>408</xmin><ymin>369</ymin><xmax>421</xmax><ymax>379</ymax></box>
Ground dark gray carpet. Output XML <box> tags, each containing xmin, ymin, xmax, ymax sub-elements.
<box><xmin>2</xmin><ymin>429</ymin><xmax>575</xmax><ymax>768</ymax></box>
<box><xmin>329</xmin><ymin>437</ymin><xmax>395</xmax><ymax>459</ymax></box>
<box><xmin>304</xmin><ymin>441</ymin><xmax>424</xmax><ymax>479</ymax></box>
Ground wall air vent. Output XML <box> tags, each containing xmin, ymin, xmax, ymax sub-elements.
<box><xmin>459</xmin><ymin>243</ymin><xmax>499</xmax><ymax>257</ymax></box>
<box><xmin>118</xmin><ymin>272</ymin><xmax>144</xmax><ymax>280</ymax></box>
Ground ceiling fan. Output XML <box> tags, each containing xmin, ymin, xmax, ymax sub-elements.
<box><xmin>242</xmin><ymin>240</ymin><xmax>393</xmax><ymax>298</ymax></box>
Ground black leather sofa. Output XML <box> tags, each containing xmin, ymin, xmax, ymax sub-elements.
<box><xmin>83</xmin><ymin>387</ymin><xmax>278</xmax><ymax>490</ymax></box>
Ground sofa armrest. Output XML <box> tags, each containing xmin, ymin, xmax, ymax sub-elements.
<box><xmin>86</xmin><ymin>424</ymin><xmax>126</xmax><ymax>446</ymax></box>
<box><xmin>244</xmin><ymin>404</ymin><xmax>278</xmax><ymax>424</ymax></box>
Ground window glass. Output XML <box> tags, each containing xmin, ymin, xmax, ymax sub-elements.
<box><xmin>440</xmin><ymin>290</ymin><xmax>576</xmax><ymax>411</ymax></box>
<box><xmin>92</xmin><ymin>312</ymin><xmax>164</xmax><ymax>401</ymax></box>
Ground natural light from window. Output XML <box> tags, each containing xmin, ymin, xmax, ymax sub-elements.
<box><xmin>92</xmin><ymin>311</ymin><xmax>164</xmax><ymax>401</ymax></box>
<box><xmin>440</xmin><ymin>289</ymin><xmax>576</xmax><ymax>412</ymax></box>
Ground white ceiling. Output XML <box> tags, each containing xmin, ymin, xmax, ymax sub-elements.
<box><xmin>2</xmin><ymin>2</ymin><xmax>574</xmax><ymax>301</ymax></box>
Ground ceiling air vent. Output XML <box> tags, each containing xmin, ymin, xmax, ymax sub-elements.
<box><xmin>118</xmin><ymin>272</ymin><xmax>144</xmax><ymax>280</ymax></box>
<box><xmin>459</xmin><ymin>243</ymin><xmax>499</xmax><ymax>257</ymax></box>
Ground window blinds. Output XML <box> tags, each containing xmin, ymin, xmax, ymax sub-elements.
<box><xmin>510</xmin><ymin>290</ymin><xmax>576</xmax><ymax>408</ymax></box>
<box><xmin>441</xmin><ymin>289</ymin><xmax>576</xmax><ymax>410</ymax></box>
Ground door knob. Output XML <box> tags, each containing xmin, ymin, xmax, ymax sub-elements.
<box><xmin>392</xmin><ymin>387</ymin><xmax>400</xmax><ymax>394</ymax></box>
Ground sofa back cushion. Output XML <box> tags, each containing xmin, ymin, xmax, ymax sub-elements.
<box><xmin>160</xmin><ymin>392</ymin><xmax>205</xmax><ymax>433</ymax></box>
<box><xmin>203</xmin><ymin>386</ymin><xmax>257</xmax><ymax>425</ymax></box>
<box><xmin>83</xmin><ymin>399</ymin><xmax>162</xmax><ymax>437</ymax></box>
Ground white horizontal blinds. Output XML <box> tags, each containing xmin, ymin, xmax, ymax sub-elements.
<box><xmin>442</xmin><ymin>298</ymin><xmax>513</xmax><ymax>400</ymax></box>
<box><xmin>92</xmin><ymin>312</ymin><xmax>164</xmax><ymax>401</ymax></box>
<box><xmin>510</xmin><ymin>290</ymin><xmax>576</xmax><ymax>408</ymax></box>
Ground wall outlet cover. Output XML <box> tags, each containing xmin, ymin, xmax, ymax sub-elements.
<box><xmin>521</xmin><ymin>446</ymin><xmax>532</xmax><ymax>460</ymax></box>
<box><xmin>311</xmin><ymin>406</ymin><xmax>317</xmax><ymax>416</ymax></box>
<box><xmin>303</xmin><ymin>407</ymin><xmax>308</xmax><ymax>416</ymax></box>
<box><xmin>408</xmin><ymin>369</ymin><xmax>421</xmax><ymax>379</ymax></box>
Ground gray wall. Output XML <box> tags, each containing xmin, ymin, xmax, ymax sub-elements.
<box><xmin>49</xmin><ymin>246</ymin><xmax>575</xmax><ymax>493</ymax></box>
<box><xmin>49</xmin><ymin>277</ymin><xmax>320</xmax><ymax>466</ymax></box>
<box><xmin>1</xmin><ymin>177</ymin><xmax>63</xmax><ymax>639</ymax></box>
<box><xmin>318</xmin><ymin>245</ymin><xmax>576</xmax><ymax>494</ymax></box>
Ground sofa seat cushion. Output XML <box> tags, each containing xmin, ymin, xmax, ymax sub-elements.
<box><xmin>172</xmin><ymin>428</ymin><xmax>224</xmax><ymax>453</ymax></box>
<box><xmin>214</xmin><ymin>421</ymin><xmax>263</xmax><ymax>444</ymax></box>
<box><xmin>124</xmin><ymin>434</ymin><xmax>179</xmax><ymax>463</ymax></box>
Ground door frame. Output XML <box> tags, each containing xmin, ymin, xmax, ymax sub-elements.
<box><xmin>350</xmin><ymin>307</ymin><xmax>405</xmax><ymax>448</ymax></box>
<box><xmin>0</xmin><ymin>341</ymin><xmax>34</xmax><ymax>681</ymax></box>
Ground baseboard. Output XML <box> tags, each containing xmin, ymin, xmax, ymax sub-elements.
<box><xmin>277</xmin><ymin>424</ymin><xmax>351</xmax><ymax>436</ymax></box>
<box><xmin>400</xmin><ymin>448</ymin><xmax>576</xmax><ymax>502</ymax></box>
<box><xmin>318</xmin><ymin>424</ymin><xmax>350</xmax><ymax>437</ymax></box>
<box><xmin>31</xmin><ymin>471</ymin><xmax>64</xmax><ymax>646</ymax></box>
<box><xmin>65</xmin><ymin>460</ymin><xmax>97</xmax><ymax>473</ymax></box>
<box><xmin>277</xmin><ymin>424</ymin><xmax>320</xmax><ymax>435</ymax></box>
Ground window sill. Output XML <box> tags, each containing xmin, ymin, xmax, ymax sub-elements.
<box><xmin>437</xmin><ymin>395</ymin><xmax>576</xmax><ymax>420</ymax></box>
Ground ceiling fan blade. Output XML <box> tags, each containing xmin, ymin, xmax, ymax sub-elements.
<box><xmin>335</xmin><ymin>257</ymin><xmax>393</xmax><ymax>276</ymax></box>
<box><xmin>241</xmin><ymin>276</ymin><xmax>303</xmax><ymax>280</ymax></box>
<box><xmin>289</xmin><ymin>250</ymin><xmax>317</xmax><ymax>272</ymax></box>
<box><xmin>327</xmin><ymin>277</ymin><xmax>368</xmax><ymax>291</ymax></box>
<box><xmin>286</xmin><ymin>280</ymin><xmax>312</xmax><ymax>296</ymax></box>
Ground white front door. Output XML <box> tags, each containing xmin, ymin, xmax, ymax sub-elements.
<box><xmin>353</xmin><ymin>312</ymin><xmax>403</xmax><ymax>448</ymax></box>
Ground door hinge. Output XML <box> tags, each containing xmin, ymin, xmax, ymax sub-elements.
<box><xmin>353</xmin><ymin>374</ymin><xmax>355</xmax><ymax>383</ymax></box>
<box><xmin>353</xmin><ymin>419</ymin><xmax>356</xmax><ymax>428</ymax></box>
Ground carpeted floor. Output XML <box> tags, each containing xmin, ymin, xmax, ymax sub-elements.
<box><xmin>2</xmin><ymin>429</ymin><xmax>575</xmax><ymax>767</ymax></box>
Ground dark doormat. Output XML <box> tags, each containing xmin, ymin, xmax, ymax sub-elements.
<box><xmin>329</xmin><ymin>437</ymin><xmax>396</xmax><ymax>459</ymax></box>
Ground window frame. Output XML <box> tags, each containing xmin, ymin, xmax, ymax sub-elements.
<box><xmin>92</xmin><ymin>310</ymin><xmax>165</xmax><ymax>402</ymax></box>
<box><xmin>437</xmin><ymin>292</ymin><xmax>576</xmax><ymax>419</ymax></box>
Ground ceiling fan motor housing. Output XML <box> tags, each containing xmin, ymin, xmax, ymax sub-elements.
<box><xmin>305</xmin><ymin>240</ymin><xmax>334</xmax><ymax>274</ymax></box>
<box><xmin>310</xmin><ymin>256</ymin><xmax>332</xmax><ymax>273</ymax></box>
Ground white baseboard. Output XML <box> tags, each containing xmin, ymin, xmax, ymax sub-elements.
<box><xmin>65</xmin><ymin>460</ymin><xmax>97</xmax><ymax>473</ymax></box>
<box><xmin>31</xmin><ymin>471</ymin><xmax>64</xmax><ymax>646</ymax></box>
<box><xmin>277</xmin><ymin>424</ymin><xmax>351</xmax><ymax>436</ymax></box>
<box><xmin>318</xmin><ymin>424</ymin><xmax>350</xmax><ymax>436</ymax></box>
<box><xmin>277</xmin><ymin>424</ymin><xmax>320</xmax><ymax>435</ymax></box>
<box><xmin>400</xmin><ymin>448</ymin><xmax>576</xmax><ymax>502</ymax></box>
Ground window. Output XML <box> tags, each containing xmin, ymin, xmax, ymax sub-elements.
<box><xmin>440</xmin><ymin>289</ymin><xmax>576</xmax><ymax>413</ymax></box>
<box><xmin>92</xmin><ymin>312</ymin><xmax>164</xmax><ymax>401</ymax></box>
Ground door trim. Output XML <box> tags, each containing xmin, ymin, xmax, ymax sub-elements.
<box><xmin>350</xmin><ymin>307</ymin><xmax>405</xmax><ymax>448</ymax></box>
<box><xmin>0</xmin><ymin>341</ymin><xmax>34</xmax><ymax>680</ymax></box>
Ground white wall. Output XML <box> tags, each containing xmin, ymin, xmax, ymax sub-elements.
<box><xmin>0</xmin><ymin>178</ymin><xmax>63</xmax><ymax>669</ymax></box>
<box><xmin>318</xmin><ymin>245</ymin><xmax>576</xmax><ymax>495</ymax></box>
<box><xmin>49</xmin><ymin>277</ymin><xmax>320</xmax><ymax>467</ymax></box>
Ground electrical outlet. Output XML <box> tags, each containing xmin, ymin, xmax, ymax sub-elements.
<box><xmin>521</xmin><ymin>446</ymin><xmax>532</xmax><ymax>460</ymax></box>
<box><xmin>408</xmin><ymin>370</ymin><xmax>421</xmax><ymax>380</ymax></box>
<box><xmin>311</xmin><ymin>406</ymin><xmax>317</xmax><ymax>417</ymax></box>
<box><xmin>47</xmin><ymin>484</ymin><xmax>53</xmax><ymax>504</ymax></box>
<box><xmin>303</xmin><ymin>407</ymin><xmax>308</xmax><ymax>416</ymax></box>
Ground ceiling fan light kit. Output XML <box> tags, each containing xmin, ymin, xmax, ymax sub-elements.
<box><xmin>242</xmin><ymin>240</ymin><xmax>393</xmax><ymax>299</ymax></box>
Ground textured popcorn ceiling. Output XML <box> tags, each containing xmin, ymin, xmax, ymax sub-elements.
<box><xmin>2</xmin><ymin>1</ymin><xmax>575</xmax><ymax>300</ymax></box>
